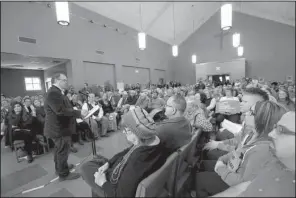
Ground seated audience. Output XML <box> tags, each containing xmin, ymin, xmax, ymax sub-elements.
<box><xmin>135</xmin><ymin>91</ymin><xmax>149</xmax><ymax>110</ymax></box>
<box><xmin>214</xmin><ymin>111</ymin><xmax>295</xmax><ymax>197</ymax></box>
<box><xmin>164</xmin><ymin>88</ymin><xmax>174</xmax><ymax>102</ymax></box>
<box><xmin>277</xmin><ymin>88</ymin><xmax>295</xmax><ymax>111</ymax></box>
<box><xmin>184</xmin><ymin>98</ymin><xmax>213</xmax><ymax>132</ymax></box>
<box><xmin>100</xmin><ymin>93</ymin><xmax>117</xmax><ymax>132</ymax></box>
<box><xmin>80</xmin><ymin>107</ymin><xmax>167</xmax><ymax>197</ymax></box>
<box><xmin>33</xmin><ymin>99</ymin><xmax>45</xmax><ymax>135</ymax></box>
<box><xmin>23</xmin><ymin>96</ymin><xmax>36</xmax><ymax>117</ymax></box>
<box><xmin>82</xmin><ymin>93</ymin><xmax>103</xmax><ymax>138</ymax></box>
<box><xmin>156</xmin><ymin>94</ymin><xmax>192</xmax><ymax>155</ymax></box>
<box><xmin>204</xmin><ymin>88</ymin><xmax>270</xmax><ymax>160</ymax></box>
<box><xmin>110</xmin><ymin>89</ymin><xmax>121</xmax><ymax>108</ymax></box>
<box><xmin>148</xmin><ymin>91</ymin><xmax>165</xmax><ymax>110</ymax></box>
<box><xmin>126</xmin><ymin>90</ymin><xmax>138</xmax><ymax>105</ymax></box>
<box><xmin>3</xmin><ymin>101</ymin><xmax>34</xmax><ymax>163</ymax></box>
<box><xmin>194</xmin><ymin>100</ymin><xmax>288</xmax><ymax>197</ymax></box>
<box><xmin>1</xmin><ymin>98</ymin><xmax>10</xmax><ymax>144</ymax></box>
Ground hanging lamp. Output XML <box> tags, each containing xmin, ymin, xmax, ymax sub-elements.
<box><xmin>172</xmin><ymin>3</ymin><xmax>178</xmax><ymax>57</ymax></box>
<box><xmin>232</xmin><ymin>33</ymin><xmax>240</xmax><ymax>47</ymax></box>
<box><xmin>191</xmin><ymin>5</ymin><xmax>197</xmax><ymax>63</ymax></box>
<box><xmin>138</xmin><ymin>4</ymin><xmax>146</xmax><ymax>50</ymax></box>
<box><xmin>238</xmin><ymin>45</ymin><xmax>244</xmax><ymax>56</ymax></box>
<box><xmin>192</xmin><ymin>55</ymin><xmax>197</xmax><ymax>64</ymax></box>
<box><xmin>55</xmin><ymin>2</ymin><xmax>70</xmax><ymax>26</ymax></box>
<box><xmin>221</xmin><ymin>4</ymin><xmax>232</xmax><ymax>30</ymax></box>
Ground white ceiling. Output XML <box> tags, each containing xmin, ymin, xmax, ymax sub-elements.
<box><xmin>1</xmin><ymin>52</ymin><xmax>69</xmax><ymax>70</ymax></box>
<box><xmin>74</xmin><ymin>1</ymin><xmax>295</xmax><ymax>45</ymax></box>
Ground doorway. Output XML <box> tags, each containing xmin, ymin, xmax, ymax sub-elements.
<box><xmin>208</xmin><ymin>74</ymin><xmax>230</xmax><ymax>83</ymax></box>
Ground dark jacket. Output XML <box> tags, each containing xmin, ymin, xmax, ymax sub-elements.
<box><xmin>44</xmin><ymin>85</ymin><xmax>81</xmax><ymax>138</ymax></box>
<box><xmin>156</xmin><ymin>116</ymin><xmax>192</xmax><ymax>155</ymax></box>
<box><xmin>5</xmin><ymin>110</ymin><xmax>33</xmax><ymax>130</ymax></box>
<box><xmin>99</xmin><ymin>100</ymin><xmax>114</xmax><ymax>115</ymax></box>
<box><xmin>36</xmin><ymin>106</ymin><xmax>46</xmax><ymax>124</ymax></box>
<box><xmin>102</xmin><ymin>143</ymin><xmax>167</xmax><ymax>197</ymax></box>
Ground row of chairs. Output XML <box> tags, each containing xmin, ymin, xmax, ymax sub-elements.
<box><xmin>91</xmin><ymin>129</ymin><xmax>203</xmax><ymax>197</ymax></box>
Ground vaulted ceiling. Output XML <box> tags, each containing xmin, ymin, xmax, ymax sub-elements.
<box><xmin>75</xmin><ymin>1</ymin><xmax>295</xmax><ymax>45</ymax></box>
<box><xmin>1</xmin><ymin>52</ymin><xmax>69</xmax><ymax>70</ymax></box>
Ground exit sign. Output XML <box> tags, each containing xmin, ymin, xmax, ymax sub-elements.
<box><xmin>216</xmin><ymin>67</ymin><xmax>221</xmax><ymax>71</ymax></box>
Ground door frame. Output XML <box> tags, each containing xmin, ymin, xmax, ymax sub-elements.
<box><xmin>207</xmin><ymin>73</ymin><xmax>231</xmax><ymax>81</ymax></box>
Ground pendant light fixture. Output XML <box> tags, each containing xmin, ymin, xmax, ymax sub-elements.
<box><xmin>55</xmin><ymin>2</ymin><xmax>70</xmax><ymax>26</ymax></box>
<box><xmin>138</xmin><ymin>4</ymin><xmax>146</xmax><ymax>50</ymax></box>
<box><xmin>172</xmin><ymin>3</ymin><xmax>178</xmax><ymax>57</ymax></box>
<box><xmin>192</xmin><ymin>55</ymin><xmax>197</xmax><ymax>64</ymax></box>
<box><xmin>232</xmin><ymin>33</ymin><xmax>240</xmax><ymax>47</ymax></box>
<box><xmin>221</xmin><ymin>4</ymin><xmax>232</xmax><ymax>30</ymax></box>
<box><xmin>172</xmin><ymin>45</ymin><xmax>178</xmax><ymax>57</ymax></box>
<box><xmin>191</xmin><ymin>5</ymin><xmax>197</xmax><ymax>64</ymax></box>
<box><xmin>237</xmin><ymin>45</ymin><xmax>244</xmax><ymax>56</ymax></box>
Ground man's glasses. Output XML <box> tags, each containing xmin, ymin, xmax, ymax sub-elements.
<box><xmin>59</xmin><ymin>78</ymin><xmax>68</xmax><ymax>82</ymax></box>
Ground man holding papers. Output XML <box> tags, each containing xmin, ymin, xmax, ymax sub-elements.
<box><xmin>82</xmin><ymin>93</ymin><xmax>109</xmax><ymax>138</ymax></box>
<box><xmin>44</xmin><ymin>73</ymin><xmax>88</xmax><ymax>181</ymax></box>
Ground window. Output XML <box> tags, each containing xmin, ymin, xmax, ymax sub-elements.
<box><xmin>25</xmin><ymin>77</ymin><xmax>42</xmax><ymax>91</ymax></box>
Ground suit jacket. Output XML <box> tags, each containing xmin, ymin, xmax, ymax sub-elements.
<box><xmin>44</xmin><ymin>85</ymin><xmax>81</xmax><ymax>138</ymax></box>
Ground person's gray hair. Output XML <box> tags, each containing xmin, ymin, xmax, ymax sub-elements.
<box><xmin>171</xmin><ymin>94</ymin><xmax>187</xmax><ymax>114</ymax></box>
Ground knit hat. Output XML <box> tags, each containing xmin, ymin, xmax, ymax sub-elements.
<box><xmin>277</xmin><ymin>111</ymin><xmax>295</xmax><ymax>133</ymax></box>
<box><xmin>122</xmin><ymin>107</ymin><xmax>156</xmax><ymax>140</ymax></box>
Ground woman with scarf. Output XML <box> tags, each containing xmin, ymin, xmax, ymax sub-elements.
<box><xmin>80</xmin><ymin>107</ymin><xmax>167</xmax><ymax>197</ymax></box>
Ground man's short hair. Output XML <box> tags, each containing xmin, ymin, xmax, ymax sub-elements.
<box><xmin>171</xmin><ymin>94</ymin><xmax>187</xmax><ymax>113</ymax></box>
<box><xmin>244</xmin><ymin>87</ymin><xmax>269</xmax><ymax>101</ymax></box>
<box><xmin>271</xmin><ymin>82</ymin><xmax>278</xmax><ymax>86</ymax></box>
<box><xmin>51</xmin><ymin>73</ymin><xmax>65</xmax><ymax>84</ymax></box>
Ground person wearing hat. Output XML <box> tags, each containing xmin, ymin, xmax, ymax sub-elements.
<box><xmin>80</xmin><ymin>107</ymin><xmax>167</xmax><ymax>197</ymax></box>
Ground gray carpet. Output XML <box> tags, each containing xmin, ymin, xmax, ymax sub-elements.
<box><xmin>1</xmin><ymin>164</ymin><xmax>48</xmax><ymax>194</ymax></box>
<box><xmin>49</xmin><ymin>188</ymin><xmax>74</xmax><ymax>197</ymax></box>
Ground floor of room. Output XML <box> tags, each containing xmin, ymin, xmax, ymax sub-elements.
<box><xmin>1</xmin><ymin>131</ymin><xmax>130</xmax><ymax>197</ymax></box>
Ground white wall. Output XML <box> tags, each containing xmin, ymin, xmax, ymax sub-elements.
<box><xmin>1</xmin><ymin>2</ymin><xmax>173</xmax><ymax>89</ymax></box>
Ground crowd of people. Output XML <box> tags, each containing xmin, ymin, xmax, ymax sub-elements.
<box><xmin>1</xmin><ymin>74</ymin><xmax>295</xmax><ymax>197</ymax></box>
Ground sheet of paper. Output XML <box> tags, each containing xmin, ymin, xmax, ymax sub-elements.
<box><xmin>84</xmin><ymin>105</ymin><xmax>100</xmax><ymax>120</ymax></box>
<box><xmin>221</xmin><ymin>119</ymin><xmax>243</xmax><ymax>135</ymax></box>
<box><xmin>76</xmin><ymin>118</ymin><xmax>83</xmax><ymax>123</ymax></box>
<box><xmin>216</xmin><ymin>100</ymin><xmax>241</xmax><ymax>114</ymax></box>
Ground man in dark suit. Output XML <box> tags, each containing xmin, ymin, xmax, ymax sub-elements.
<box><xmin>44</xmin><ymin>73</ymin><xmax>86</xmax><ymax>181</ymax></box>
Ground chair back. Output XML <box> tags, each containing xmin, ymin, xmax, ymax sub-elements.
<box><xmin>172</xmin><ymin>129</ymin><xmax>202</xmax><ymax>196</ymax></box>
<box><xmin>135</xmin><ymin>151</ymin><xmax>179</xmax><ymax>197</ymax></box>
